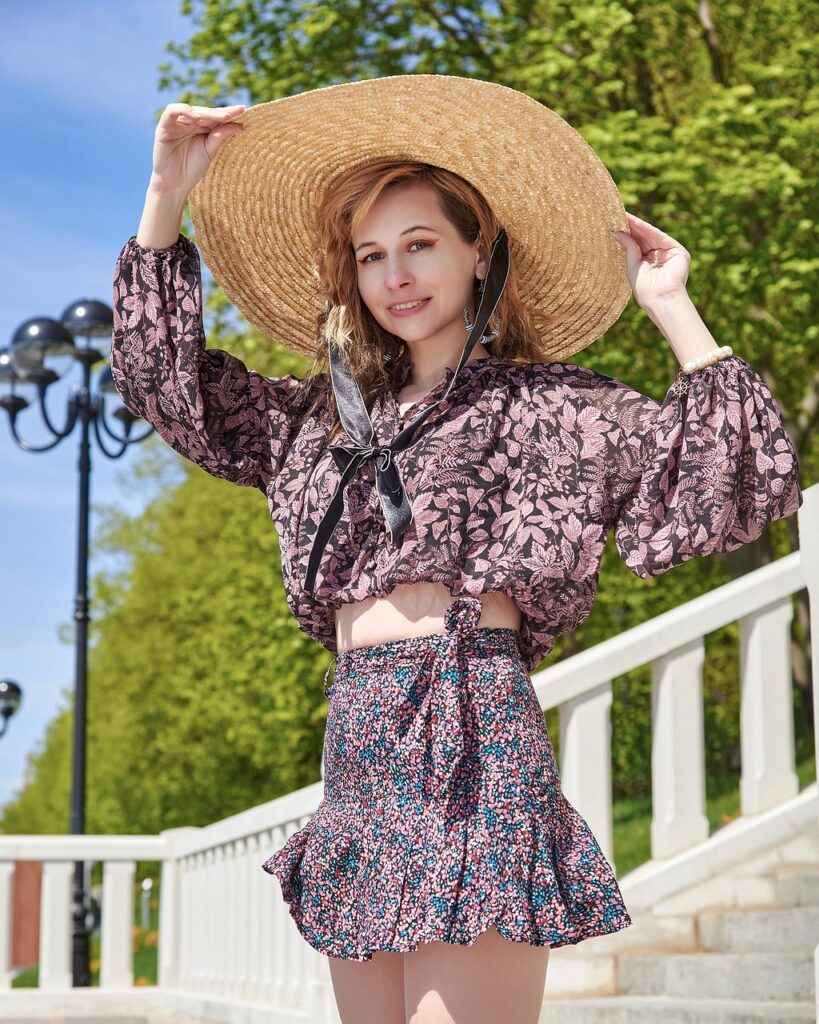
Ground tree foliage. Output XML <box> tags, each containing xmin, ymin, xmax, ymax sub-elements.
<box><xmin>159</xmin><ymin>0</ymin><xmax>818</xmax><ymax>488</ymax></box>
<box><xmin>4</xmin><ymin>0</ymin><xmax>815</xmax><ymax>834</ymax></box>
<box><xmin>156</xmin><ymin>0</ymin><xmax>819</xmax><ymax>795</ymax></box>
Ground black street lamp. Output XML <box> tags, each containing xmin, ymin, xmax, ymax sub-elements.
<box><xmin>0</xmin><ymin>299</ymin><xmax>153</xmax><ymax>986</ymax></box>
<box><xmin>0</xmin><ymin>680</ymin><xmax>23</xmax><ymax>739</ymax></box>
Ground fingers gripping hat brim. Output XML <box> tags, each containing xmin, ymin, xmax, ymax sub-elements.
<box><xmin>188</xmin><ymin>74</ymin><xmax>632</xmax><ymax>362</ymax></box>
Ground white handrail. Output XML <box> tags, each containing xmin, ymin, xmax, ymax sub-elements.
<box><xmin>1</xmin><ymin>482</ymin><xmax>815</xmax><ymax>1021</ymax></box>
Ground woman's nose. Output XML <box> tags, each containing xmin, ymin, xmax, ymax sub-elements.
<box><xmin>383</xmin><ymin>257</ymin><xmax>414</xmax><ymax>289</ymax></box>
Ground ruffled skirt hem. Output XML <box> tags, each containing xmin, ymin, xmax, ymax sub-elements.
<box><xmin>261</xmin><ymin>789</ymin><xmax>633</xmax><ymax>962</ymax></box>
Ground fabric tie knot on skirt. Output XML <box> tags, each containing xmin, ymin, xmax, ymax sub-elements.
<box><xmin>393</xmin><ymin>595</ymin><xmax>484</xmax><ymax>797</ymax></box>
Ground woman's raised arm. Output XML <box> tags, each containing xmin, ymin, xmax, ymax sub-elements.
<box><xmin>111</xmin><ymin>103</ymin><xmax>323</xmax><ymax>493</ymax></box>
<box><xmin>594</xmin><ymin>356</ymin><xmax>803</xmax><ymax>578</ymax></box>
<box><xmin>136</xmin><ymin>101</ymin><xmax>246</xmax><ymax>249</ymax></box>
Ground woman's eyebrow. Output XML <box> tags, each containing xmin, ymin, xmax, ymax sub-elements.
<box><xmin>354</xmin><ymin>225</ymin><xmax>439</xmax><ymax>254</ymax></box>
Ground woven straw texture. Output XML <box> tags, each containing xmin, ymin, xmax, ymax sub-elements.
<box><xmin>188</xmin><ymin>74</ymin><xmax>632</xmax><ymax>361</ymax></box>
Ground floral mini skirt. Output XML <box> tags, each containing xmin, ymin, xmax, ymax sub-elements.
<box><xmin>262</xmin><ymin>594</ymin><xmax>632</xmax><ymax>961</ymax></box>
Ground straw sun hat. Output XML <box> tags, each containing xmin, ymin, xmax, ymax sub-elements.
<box><xmin>187</xmin><ymin>73</ymin><xmax>632</xmax><ymax>363</ymax></box>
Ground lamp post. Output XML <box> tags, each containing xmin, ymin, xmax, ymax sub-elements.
<box><xmin>0</xmin><ymin>300</ymin><xmax>152</xmax><ymax>986</ymax></box>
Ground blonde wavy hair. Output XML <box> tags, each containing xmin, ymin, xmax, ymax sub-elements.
<box><xmin>294</xmin><ymin>159</ymin><xmax>552</xmax><ymax>443</ymax></box>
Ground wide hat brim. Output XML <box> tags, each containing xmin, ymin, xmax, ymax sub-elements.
<box><xmin>188</xmin><ymin>74</ymin><xmax>632</xmax><ymax>362</ymax></box>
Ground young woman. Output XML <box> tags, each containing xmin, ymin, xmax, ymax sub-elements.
<box><xmin>111</xmin><ymin>76</ymin><xmax>802</xmax><ymax>1024</ymax></box>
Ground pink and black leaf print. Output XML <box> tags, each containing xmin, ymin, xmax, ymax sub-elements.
<box><xmin>111</xmin><ymin>234</ymin><xmax>321</xmax><ymax>493</ymax></box>
<box><xmin>112</xmin><ymin>233</ymin><xmax>803</xmax><ymax>673</ymax></box>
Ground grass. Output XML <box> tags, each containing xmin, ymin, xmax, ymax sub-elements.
<box><xmin>12</xmin><ymin>897</ymin><xmax>160</xmax><ymax>989</ymax></box>
<box><xmin>612</xmin><ymin>752</ymin><xmax>816</xmax><ymax>877</ymax></box>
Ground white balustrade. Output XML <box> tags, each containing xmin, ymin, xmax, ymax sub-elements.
<box><xmin>100</xmin><ymin>859</ymin><xmax>135</xmax><ymax>987</ymax></box>
<box><xmin>245</xmin><ymin>832</ymin><xmax>262</xmax><ymax>1000</ymax></box>
<box><xmin>39</xmin><ymin>860</ymin><xmax>73</xmax><ymax>990</ymax></box>
<box><xmin>0</xmin><ymin>485</ymin><xmax>815</xmax><ymax>1022</ymax></box>
<box><xmin>212</xmin><ymin>844</ymin><xmax>223</xmax><ymax>995</ymax></box>
<box><xmin>801</xmin><ymin>486</ymin><xmax>819</xmax><ymax>835</ymax></box>
<box><xmin>739</xmin><ymin>599</ymin><xmax>799</xmax><ymax>814</ymax></box>
<box><xmin>270</xmin><ymin>823</ymin><xmax>288</xmax><ymax>1008</ymax></box>
<box><xmin>157</xmin><ymin>825</ymin><xmax>199</xmax><ymax>989</ymax></box>
<box><xmin>193</xmin><ymin>849</ymin><xmax>207</xmax><ymax>992</ymax></box>
<box><xmin>650</xmin><ymin>639</ymin><xmax>709</xmax><ymax>858</ymax></box>
<box><xmin>559</xmin><ymin>681</ymin><xmax>614</xmax><ymax>864</ymax></box>
<box><xmin>0</xmin><ymin>860</ymin><xmax>14</xmax><ymax>989</ymax></box>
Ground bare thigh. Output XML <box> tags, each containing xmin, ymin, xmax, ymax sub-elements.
<box><xmin>404</xmin><ymin>925</ymin><xmax>549</xmax><ymax>1024</ymax></box>
<box><xmin>328</xmin><ymin>948</ymin><xmax>406</xmax><ymax>1024</ymax></box>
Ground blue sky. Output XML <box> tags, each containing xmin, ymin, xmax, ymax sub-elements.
<box><xmin>0</xmin><ymin>2</ymin><xmax>211</xmax><ymax>818</ymax></box>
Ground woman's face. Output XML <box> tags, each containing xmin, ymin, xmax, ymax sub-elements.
<box><xmin>351</xmin><ymin>181</ymin><xmax>488</xmax><ymax>357</ymax></box>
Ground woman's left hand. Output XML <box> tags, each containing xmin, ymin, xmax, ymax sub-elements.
<box><xmin>613</xmin><ymin>211</ymin><xmax>691</xmax><ymax>310</ymax></box>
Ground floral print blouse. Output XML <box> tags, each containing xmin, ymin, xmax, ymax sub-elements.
<box><xmin>110</xmin><ymin>233</ymin><xmax>804</xmax><ymax>673</ymax></box>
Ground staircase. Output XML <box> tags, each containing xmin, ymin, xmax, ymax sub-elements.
<box><xmin>541</xmin><ymin>860</ymin><xmax>819</xmax><ymax>1022</ymax></box>
<box><xmin>2</xmin><ymin>484</ymin><xmax>817</xmax><ymax>1024</ymax></box>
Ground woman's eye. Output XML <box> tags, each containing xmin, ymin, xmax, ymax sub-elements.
<box><xmin>360</xmin><ymin>240</ymin><xmax>431</xmax><ymax>264</ymax></box>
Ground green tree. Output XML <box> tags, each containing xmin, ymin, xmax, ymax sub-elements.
<box><xmin>4</xmin><ymin>0</ymin><xmax>815</xmax><ymax>834</ymax></box>
<box><xmin>2</xmin><ymin>434</ymin><xmax>328</xmax><ymax>837</ymax></box>
<box><xmin>0</xmin><ymin>699</ymin><xmax>74</xmax><ymax>835</ymax></box>
<box><xmin>159</xmin><ymin>0</ymin><xmax>817</xmax><ymax>788</ymax></box>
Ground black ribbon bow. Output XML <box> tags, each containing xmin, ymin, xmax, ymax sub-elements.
<box><xmin>304</xmin><ymin>228</ymin><xmax>510</xmax><ymax>594</ymax></box>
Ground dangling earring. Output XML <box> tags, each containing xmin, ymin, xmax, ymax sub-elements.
<box><xmin>463</xmin><ymin>274</ymin><xmax>486</xmax><ymax>331</ymax></box>
<box><xmin>463</xmin><ymin>305</ymin><xmax>500</xmax><ymax>344</ymax></box>
<box><xmin>464</xmin><ymin>275</ymin><xmax>499</xmax><ymax>344</ymax></box>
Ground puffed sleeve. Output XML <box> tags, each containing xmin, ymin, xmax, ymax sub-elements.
<box><xmin>592</xmin><ymin>355</ymin><xmax>803</xmax><ymax>578</ymax></box>
<box><xmin>111</xmin><ymin>233</ymin><xmax>323</xmax><ymax>492</ymax></box>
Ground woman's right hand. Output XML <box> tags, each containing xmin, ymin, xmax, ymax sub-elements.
<box><xmin>149</xmin><ymin>102</ymin><xmax>246</xmax><ymax>199</ymax></box>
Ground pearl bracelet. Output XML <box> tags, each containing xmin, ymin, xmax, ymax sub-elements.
<box><xmin>669</xmin><ymin>346</ymin><xmax>734</xmax><ymax>398</ymax></box>
<box><xmin>682</xmin><ymin>345</ymin><xmax>733</xmax><ymax>374</ymax></box>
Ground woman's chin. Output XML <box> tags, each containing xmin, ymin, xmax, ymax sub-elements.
<box><xmin>389</xmin><ymin>322</ymin><xmax>448</xmax><ymax>344</ymax></box>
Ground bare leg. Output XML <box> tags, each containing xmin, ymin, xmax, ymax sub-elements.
<box><xmin>328</xmin><ymin>948</ymin><xmax>406</xmax><ymax>1024</ymax></box>
<box><xmin>404</xmin><ymin>925</ymin><xmax>549</xmax><ymax>1024</ymax></box>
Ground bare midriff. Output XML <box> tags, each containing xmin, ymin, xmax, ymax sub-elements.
<box><xmin>334</xmin><ymin>580</ymin><xmax>522</xmax><ymax>652</ymax></box>
<box><xmin>334</xmin><ymin>375</ymin><xmax>521</xmax><ymax>653</ymax></box>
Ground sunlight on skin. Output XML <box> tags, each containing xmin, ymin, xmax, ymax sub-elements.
<box><xmin>404</xmin><ymin>926</ymin><xmax>550</xmax><ymax>1024</ymax></box>
<box><xmin>351</xmin><ymin>180</ymin><xmax>491</xmax><ymax>390</ymax></box>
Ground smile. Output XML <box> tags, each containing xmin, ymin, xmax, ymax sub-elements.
<box><xmin>389</xmin><ymin>298</ymin><xmax>431</xmax><ymax>316</ymax></box>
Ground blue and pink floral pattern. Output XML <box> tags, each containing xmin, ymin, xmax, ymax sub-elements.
<box><xmin>262</xmin><ymin>595</ymin><xmax>633</xmax><ymax>961</ymax></box>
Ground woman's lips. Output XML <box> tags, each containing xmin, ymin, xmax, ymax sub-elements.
<box><xmin>389</xmin><ymin>298</ymin><xmax>431</xmax><ymax>317</ymax></box>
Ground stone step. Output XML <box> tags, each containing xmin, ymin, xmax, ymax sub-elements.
<box><xmin>0</xmin><ymin>1017</ymin><xmax>213</xmax><ymax>1024</ymax></box>
<box><xmin>539</xmin><ymin>995</ymin><xmax>814</xmax><ymax>1023</ymax></box>
<box><xmin>616</xmin><ymin>951</ymin><xmax>815</xmax><ymax>1002</ymax></box>
<box><xmin>698</xmin><ymin>904</ymin><xmax>819</xmax><ymax>952</ymax></box>
<box><xmin>551</xmin><ymin>912</ymin><xmax>699</xmax><ymax>958</ymax></box>
<box><xmin>775</xmin><ymin>863</ymin><xmax>819</xmax><ymax>908</ymax></box>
